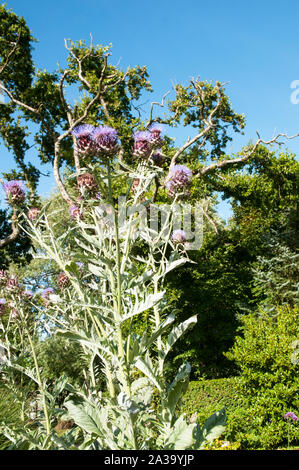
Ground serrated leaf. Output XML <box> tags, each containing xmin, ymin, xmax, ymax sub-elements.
<box><xmin>121</xmin><ymin>291</ymin><xmax>165</xmax><ymax>322</ymax></box>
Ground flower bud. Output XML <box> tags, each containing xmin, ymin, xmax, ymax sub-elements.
<box><xmin>3</xmin><ymin>180</ymin><xmax>26</xmax><ymax>205</ymax></box>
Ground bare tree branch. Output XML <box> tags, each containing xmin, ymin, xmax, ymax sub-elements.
<box><xmin>145</xmin><ymin>91</ymin><xmax>170</xmax><ymax>128</ymax></box>
<box><xmin>169</xmin><ymin>82</ymin><xmax>223</xmax><ymax>169</ymax></box>
<box><xmin>197</xmin><ymin>132</ymin><xmax>299</xmax><ymax>177</ymax></box>
<box><xmin>0</xmin><ymin>208</ymin><xmax>20</xmax><ymax>248</ymax></box>
<box><xmin>202</xmin><ymin>200</ymin><xmax>219</xmax><ymax>235</ymax></box>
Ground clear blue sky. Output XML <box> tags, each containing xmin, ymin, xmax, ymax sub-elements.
<box><xmin>1</xmin><ymin>0</ymin><xmax>299</xmax><ymax>218</ymax></box>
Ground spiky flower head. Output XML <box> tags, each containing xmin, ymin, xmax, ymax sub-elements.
<box><xmin>151</xmin><ymin>150</ymin><xmax>165</xmax><ymax>167</ymax></box>
<box><xmin>171</xmin><ymin>229</ymin><xmax>187</xmax><ymax>243</ymax></box>
<box><xmin>91</xmin><ymin>126</ymin><xmax>118</xmax><ymax>154</ymax></box>
<box><xmin>3</xmin><ymin>180</ymin><xmax>26</xmax><ymax>204</ymax></box>
<box><xmin>131</xmin><ymin>178</ymin><xmax>141</xmax><ymax>193</ymax></box>
<box><xmin>133</xmin><ymin>130</ymin><xmax>152</xmax><ymax>157</ymax></box>
<box><xmin>27</xmin><ymin>207</ymin><xmax>41</xmax><ymax>221</ymax></box>
<box><xmin>21</xmin><ymin>290</ymin><xmax>33</xmax><ymax>300</ymax></box>
<box><xmin>284</xmin><ymin>412</ymin><xmax>298</xmax><ymax>421</ymax></box>
<box><xmin>77</xmin><ymin>173</ymin><xmax>98</xmax><ymax>196</ymax></box>
<box><xmin>57</xmin><ymin>272</ymin><xmax>70</xmax><ymax>290</ymax></box>
<box><xmin>71</xmin><ymin>124</ymin><xmax>96</xmax><ymax>156</ymax></box>
<box><xmin>165</xmin><ymin>165</ymin><xmax>193</xmax><ymax>198</ymax></box>
<box><xmin>41</xmin><ymin>287</ymin><xmax>54</xmax><ymax>300</ymax></box>
<box><xmin>148</xmin><ymin>123</ymin><xmax>163</xmax><ymax>146</ymax></box>
<box><xmin>69</xmin><ymin>206</ymin><xmax>82</xmax><ymax>219</ymax></box>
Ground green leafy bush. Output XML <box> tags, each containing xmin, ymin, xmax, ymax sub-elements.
<box><xmin>179</xmin><ymin>377</ymin><xmax>244</xmax><ymax>427</ymax></box>
<box><xmin>224</xmin><ymin>304</ymin><xmax>299</xmax><ymax>449</ymax></box>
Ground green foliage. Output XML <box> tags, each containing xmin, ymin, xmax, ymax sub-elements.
<box><xmin>165</xmin><ymin>230</ymin><xmax>253</xmax><ymax>379</ymax></box>
<box><xmin>36</xmin><ymin>336</ymin><xmax>90</xmax><ymax>388</ymax></box>
<box><xmin>0</xmin><ymin>208</ymin><xmax>32</xmax><ymax>269</ymax></box>
<box><xmin>0</xmin><ymin>386</ymin><xmax>24</xmax><ymax>449</ymax></box>
<box><xmin>179</xmin><ymin>377</ymin><xmax>244</xmax><ymax>427</ymax></box>
<box><xmin>224</xmin><ymin>304</ymin><xmax>299</xmax><ymax>449</ymax></box>
<box><xmin>251</xmin><ymin>239</ymin><xmax>299</xmax><ymax>314</ymax></box>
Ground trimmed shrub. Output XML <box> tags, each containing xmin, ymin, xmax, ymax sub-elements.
<box><xmin>224</xmin><ymin>304</ymin><xmax>299</xmax><ymax>449</ymax></box>
<box><xmin>179</xmin><ymin>377</ymin><xmax>245</xmax><ymax>426</ymax></box>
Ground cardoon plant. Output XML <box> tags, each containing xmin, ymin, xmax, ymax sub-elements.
<box><xmin>0</xmin><ymin>145</ymin><xmax>226</xmax><ymax>450</ymax></box>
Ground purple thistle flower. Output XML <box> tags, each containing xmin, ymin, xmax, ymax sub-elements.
<box><xmin>148</xmin><ymin>123</ymin><xmax>163</xmax><ymax>146</ymax></box>
<box><xmin>21</xmin><ymin>290</ymin><xmax>34</xmax><ymax>302</ymax></box>
<box><xmin>171</xmin><ymin>229</ymin><xmax>187</xmax><ymax>243</ymax></box>
<box><xmin>169</xmin><ymin>165</ymin><xmax>193</xmax><ymax>179</ymax></box>
<box><xmin>75</xmin><ymin>262</ymin><xmax>84</xmax><ymax>275</ymax></box>
<box><xmin>91</xmin><ymin>126</ymin><xmax>118</xmax><ymax>154</ymax></box>
<box><xmin>165</xmin><ymin>165</ymin><xmax>193</xmax><ymax>198</ymax></box>
<box><xmin>27</xmin><ymin>207</ymin><xmax>41</xmax><ymax>221</ymax></box>
<box><xmin>71</xmin><ymin>124</ymin><xmax>96</xmax><ymax>156</ymax></box>
<box><xmin>133</xmin><ymin>130</ymin><xmax>152</xmax><ymax>157</ymax></box>
<box><xmin>284</xmin><ymin>412</ymin><xmax>298</xmax><ymax>421</ymax></box>
<box><xmin>3</xmin><ymin>180</ymin><xmax>26</xmax><ymax>204</ymax></box>
<box><xmin>71</xmin><ymin>124</ymin><xmax>95</xmax><ymax>138</ymax></box>
<box><xmin>41</xmin><ymin>287</ymin><xmax>54</xmax><ymax>300</ymax></box>
<box><xmin>69</xmin><ymin>206</ymin><xmax>82</xmax><ymax>219</ymax></box>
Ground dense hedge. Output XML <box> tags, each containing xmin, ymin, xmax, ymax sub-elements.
<box><xmin>224</xmin><ymin>305</ymin><xmax>299</xmax><ymax>449</ymax></box>
<box><xmin>179</xmin><ymin>377</ymin><xmax>244</xmax><ymax>427</ymax></box>
<box><xmin>180</xmin><ymin>304</ymin><xmax>299</xmax><ymax>450</ymax></box>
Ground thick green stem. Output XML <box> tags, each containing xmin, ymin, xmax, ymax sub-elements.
<box><xmin>107</xmin><ymin>160</ymin><xmax>137</xmax><ymax>449</ymax></box>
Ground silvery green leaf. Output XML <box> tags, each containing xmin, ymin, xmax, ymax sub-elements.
<box><xmin>117</xmin><ymin>392</ymin><xmax>140</xmax><ymax>414</ymax></box>
<box><xmin>121</xmin><ymin>291</ymin><xmax>165</xmax><ymax>322</ymax></box>
<box><xmin>162</xmin><ymin>257</ymin><xmax>189</xmax><ymax>276</ymax></box>
<box><xmin>193</xmin><ymin>407</ymin><xmax>226</xmax><ymax>449</ymax></box>
<box><xmin>56</xmin><ymin>329</ymin><xmax>115</xmax><ymax>360</ymax></box>
<box><xmin>146</xmin><ymin>314</ymin><xmax>176</xmax><ymax>350</ymax></box>
<box><xmin>165</xmin><ymin>362</ymin><xmax>191</xmax><ymax>420</ymax></box>
<box><xmin>48</xmin><ymin>294</ymin><xmax>63</xmax><ymax>303</ymax></box>
<box><xmin>134</xmin><ymin>356</ymin><xmax>163</xmax><ymax>391</ymax></box>
<box><xmin>163</xmin><ymin>415</ymin><xmax>196</xmax><ymax>450</ymax></box>
<box><xmin>131</xmin><ymin>377</ymin><xmax>153</xmax><ymax>407</ymax></box>
<box><xmin>163</xmin><ymin>315</ymin><xmax>197</xmax><ymax>358</ymax></box>
<box><xmin>64</xmin><ymin>400</ymin><xmax>103</xmax><ymax>437</ymax></box>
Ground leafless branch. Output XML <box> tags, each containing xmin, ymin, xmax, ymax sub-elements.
<box><xmin>202</xmin><ymin>200</ymin><xmax>219</xmax><ymax>235</ymax></box>
<box><xmin>0</xmin><ymin>208</ymin><xmax>20</xmax><ymax>248</ymax></box>
<box><xmin>145</xmin><ymin>91</ymin><xmax>170</xmax><ymax>128</ymax></box>
<box><xmin>169</xmin><ymin>82</ymin><xmax>223</xmax><ymax>169</ymax></box>
<box><xmin>197</xmin><ymin>132</ymin><xmax>299</xmax><ymax>177</ymax></box>
<box><xmin>64</xmin><ymin>38</ymin><xmax>94</xmax><ymax>89</ymax></box>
